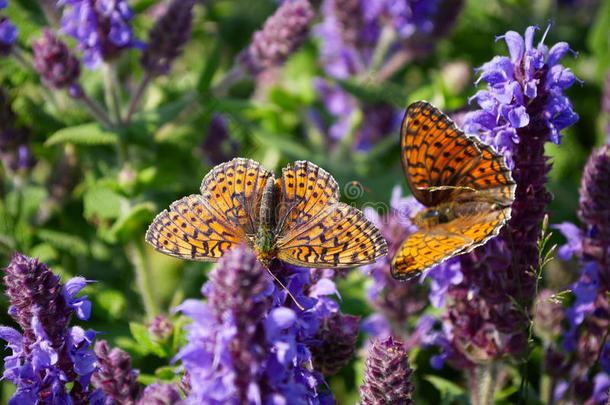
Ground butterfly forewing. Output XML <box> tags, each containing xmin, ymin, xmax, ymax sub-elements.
<box><xmin>200</xmin><ymin>158</ymin><xmax>273</xmax><ymax>235</ymax></box>
<box><xmin>145</xmin><ymin>195</ymin><xmax>243</xmax><ymax>261</ymax></box>
<box><xmin>274</xmin><ymin>160</ymin><xmax>340</xmax><ymax>236</ymax></box>
<box><xmin>401</xmin><ymin>101</ymin><xmax>515</xmax><ymax>206</ymax></box>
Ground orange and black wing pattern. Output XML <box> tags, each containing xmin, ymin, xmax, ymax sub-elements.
<box><xmin>400</xmin><ymin>101</ymin><xmax>515</xmax><ymax>207</ymax></box>
<box><xmin>391</xmin><ymin>206</ymin><xmax>511</xmax><ymax>280</ymax></box>
<box><xmin>146</xmin><ymin>158</ymin><xmax>272</xmax><ymax>261</ymax></box>
<box><xmin>274</xmin><ymin>161</ymin><xmax>387</xmax><ymax>268</ymax></box>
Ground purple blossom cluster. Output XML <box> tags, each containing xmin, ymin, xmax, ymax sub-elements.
<box><xmin>0</xmin><ymin>253</ymin><xmax>103</xmax><ymax>404</ymax></box>
<box><xmin>32</xmin><ymin>28</ymin><xmax>81</xmax><ymax>93</ymax></box>
<box><xmin>59</xmin><ymin>0</ymin><xmax>141</xmax><ymax>70</ymax></box>
<box><xmin>0</xmin><ymin>0</ymin><xmax>17</xmax><ymax>56</ymax></box>
<box><xmin>174</xmin><ymin>245</ymin><xmax>351</xmax><ymax>404</ymax></box>
<box><xmin>429</xmin><ymin>23</ymin><xmax>580</xmax><ymax>367</ymax></box>
<box><xmin>239</xmin><ymin>0</ymin><xmax>314</xmax><ymax>76</ymax></box>
<box><xmin>312</xmin><ymin>0</ymin><xmax>462</xmax><ymax>150</ymax></box>
<box><xmin>360</xmin><ymin>186</ymin><xmax>428</xmax><ymax>336</ymax></box>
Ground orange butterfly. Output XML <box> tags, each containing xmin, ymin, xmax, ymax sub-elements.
<box><xmin>391</xmin><ymin>101</ymin><xmax>516</xmax><ymax>281</ymax></box>
<box><xmin>146</xmin><ymin>158</ymin><xmax>387</xmax><ymax>269</ymax></box>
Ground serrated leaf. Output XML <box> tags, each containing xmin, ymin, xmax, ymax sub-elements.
<box><xmin>46</xmin><ymin>123</ymin><xmax>119</xmax><ymax>146</ymax></box>
<box><xmin>129</xmin><ymin>322</ymin><xmax>167</xmax><ymax>357</ymax></box>
<box><xmin>37</xmin><ymin>229</ymin><xmax>89</xmax><ymax>256</ymax></box>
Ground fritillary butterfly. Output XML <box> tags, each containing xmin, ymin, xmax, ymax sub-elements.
<box><xmin>146</xmin><ymin>158</ymin><xmax>388</xmax><ymax>269</ymax></box>
<box><xmin>391</xmin><ymin>101</ymin><xmax>516</xmax><ymax>281</ymax></box>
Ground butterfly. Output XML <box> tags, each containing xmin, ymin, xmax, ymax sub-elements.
<box><xmin>146</xmin><ymin>158</ymin><xmax>388</xmax><ymax>269</ymax></box>
<box><xmin>391</xmin><ymin>101</ymin><xmax>516</xmax><ymax>281</ymax></box>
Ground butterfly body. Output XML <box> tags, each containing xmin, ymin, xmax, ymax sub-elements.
<box><xmin>146</xmin><ymin>158</ymin><xmax>387</xmax><ymax>269</ymax></box>
<box><xmin>391</xmin><ymin>101</ymin><xmax>516</xmax><ymax>281</ymax></box>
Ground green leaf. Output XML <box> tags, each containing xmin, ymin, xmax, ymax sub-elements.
<box><xmin>197</xmin><ymin>44</ymin><xmax>221</xmax><ymax>94</ymax></box>
<box><xmin>155</xmin><ymin>366</ymin><xmax>177</xmax><ymax>381</ymax></box>
<box><xmin>109</xmin><ymin>202</ymin><xmax>156</xmax><ymax>242</ymax></box>
<box><xmin>36</xmin><ymin>229</ymin><xmax>89</xmax><ymax>256</ymax></box>
<box><xmin>587</xmin><ymin>0</ymin><xmax>610</xmax><ymax>79</ymax></box>
<box><xmin>424</xmin><ymin>375</ymin><xmax>469</xmax><ymax>405</ymax></box>
<box><xmin>129</xmin><ymin>322</ymin><xmax>167</xmax><ymax>357</ymax></box>
<box><xmin>337</xmin><ymin>78</ymin><xmax>408</xmax><ymax>107</ymax></box>
<box><xmin>45</xmin><ymin>123</ymin><xmax>119</xmax><ymax>146</ymax></box>
<box><xmin>94</xmin><ymin>289</ymin><xmax>127</xmax><ymax>320</ymax></box>
<box><xmin>83</xmin><ymin>186</ymin><xmax>123</xmax><ymax>221</ymax></box>
<box><xmin>252</xmin><ymin>130</ymin><xmax>312</xmax><ymax>161</ymax></box>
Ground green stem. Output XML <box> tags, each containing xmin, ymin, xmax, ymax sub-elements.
<box><xmin>76</xmin><ymin>91</ymin><xmax>115</xmax><ymax>129</ymax></box>
<box><xmin>126</xmin><ymin>238</ymin><xmax>159</xmax><ymax>319</ymax></box>
<box><xmin>125</xmin><ymin>72</ymin><xmax>154</xmax><ymax>124</ymax></box>
<box><xmin>40</xmin><ymin>0</ymin><xmax>61</xmax><ymax>28</ymax></box>
<box><xmin>369</xmin><ymin>24</ymin><xmax>396</xmax><ymax>74</ymax></box>
<box><xmin>102</xmin><ymin>62</ymin><xmax>123</xmax><ymax>124</ymax></box>
<box><xmin>210</xmin><ymin>64</ymin><xmax>246</xmax><ymax>97</ymax></box>
<box><xmin>476</xmin><ymin>363</ymin><xmax>498</xmax><ymax>405</ymax></box>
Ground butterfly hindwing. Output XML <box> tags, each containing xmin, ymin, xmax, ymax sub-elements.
<box><xmin>276</xmin><ymin>203</ymin><xmax>388</xmax><ymax>268</ymax></box>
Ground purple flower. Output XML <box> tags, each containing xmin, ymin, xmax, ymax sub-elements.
<box><xmin>463</xmin><ymin>23</ymin><xmax>579</xmax><ymax>168</ymax></box>
<box><xmin>360</xmin><ymin>187</ymin><xmax>428</xmax><ymax>335</ymax></box>
<box><xmin>309</xmin><ymin>311</ymin><xmax>360</xmax><ymax>376</ymax></box>
<box><xmin>0</xmin><ymin>16</ymin><xmax>17</xmax><ymax>56</ymax></box>
<box><xmin>555</xmin><ymin>221</ymin><xmax>583</xmax><ymax>260</ymax></box>
<box><xmin>174</xmin><ymin>246</ymin><xmax>335</xmax><ymax>404</ymax></box>
<box><xmin>438</xmin><ymin>23</ymin><xmax>579</xmax><ymax>365</ymax></box>
<box><xmin>59</xmin><ymin>0</ymin><xmax>141</xmax><ymax>70</ymax></box>
<box><xmin>0</xmin><ymin>252</ymin><xmax>101</xmax><ymax>404</ymax></box>
<box><xmin>32</xmin><ymin>28</ymin><xmax>81</xmax><ymax>91</ymax></box>
<box><xmin>91</xmin><ymin>339</ymin><xmax>142</xmax><ymax>404</ymax></box>
<box><xmin>137</xmin><ymin>383</ymin><xmax>182</xmax><ymax>405</ymax></box>
<box><xmin>358</xmin><ymin>335</ymin><xmax>414</xmax><ymax>405</ymax></box>
<box><xmin>140</xmin><ymin>0</ymin><xmax>195</xmax><ymax>75</ymax></box>
<box><xmin>147</xmin><ymin>314</ymin><xmax>174</xmax><ymax>342</ymax></box>
<box><xmin>239</xmin><ymin>0</ymin><xmax>315</xmax><ymax>75</ymax></box>
<box><xmin>199</xmin><ymin>114</ymin><xmax>239</xmax><ymax>166</ymax></box>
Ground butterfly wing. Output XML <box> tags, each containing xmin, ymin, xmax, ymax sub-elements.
<box><xmin>391</xmin><ymin>206</ymin><xmax>510</xmax><ymax>280</ymax></box>
<box><xmin>145</xmin><ymin>158</ymin><xmax>273</xmax><ymax>261</ymax></box>
<box><xmin>274</xmin><ymin>161</ymin><xmax>387</xmax><ymax>268</ymax></box>
<box><xmin>400</xmin><ymin>101</ymin><xmax>515</xmax><ymax>207</ymax></box>
<box><xmin>276</xmin><ymin>203</ymin><xmax>388</xmax><ymax>268</ymax></box>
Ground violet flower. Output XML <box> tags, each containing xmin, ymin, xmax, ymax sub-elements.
<box><xmin>200</xmin><ymin>114</ymin><xmax>239</xmax><ymax>166</ymax></box>
<box><xmin>360</xmin><ymin>186</ymin><xmax>428</xmax><ymax>338</ymax></box>
<box><xmin>239</xmin><ymin>0</ymin><xmax>314</xmax><ymax>76</ymax></box>
<box><xmin>174</xmin><ymin>245</ymin><xmax>338</xmax><ymax>404</ymax></box>
<box><xmin>91</xmin><ymin>340</ymin><xmax>142</xmax><ymax>404</ymax></box>
<box><xmin>0</xmin><ymin>252</ymin><xmax>102</xmax><ymax>404</ymax></box>
<box><xmin>136</xmin><ymin>383</ymin><xmax>182</xmax><ymax>405</ymax></box>
<box><xmin>358</xmin><ymin>335</ymin><xmax>414</xmax><ymax>405</ymax></box>
<box><xmin>0</xmin><ymin>0</ymin><xmax>17</xmax><ymax>56</ymax></box>
<box><xmin>32</xmin><ymin>28</ymin><xmax>81</xmax><ymax>92</ymax></box>
<box><xmin>59</xmin><ymin>0</ymin><xmax>141</xmax><ymax>70</ymax></box>
<box><xmin>438</xmin><ymin>23</ymin><xmax>579</xmax><ymax>366</ymax></box>
<box><xmin>140</xmin><ymin>0</ymin><xmax>195</xmax><ymax>75</ymax></box>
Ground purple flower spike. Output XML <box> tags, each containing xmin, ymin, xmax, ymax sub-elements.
<box><xmin>439</xmin><ymin>23</ymin><xmax>579</xmax><ymax>366</ymax></box>
<box><xmin>359</xmin><ymin>335</ymin><xmax>414</xmax><ymax>405</ymax></box>
<box><xmin>239</xmin><ymin>0</ymin><xmax>315</xmax><ymax>75</ymax></box>
<box><xmin>174</xmin><ymin>246</ymin><xmax>336</xmax><ymax>404</ymax></box>
<box><xmin>140</xmin><ymin>0</ymin><xmax>195</xmax><ymax>75</ymax></box>
<box><xmin>136</xmin><ymin>383</ymin><xmax>182</xmax><ymax>405</ymax></box>
<box><xmin>59</xmin><ymin>0</ymin><xmax>141</xmax><ymax>70</ymax></box>
<box><xmin>91</xmin><ymin>339</ymin><xmax>142</xmax><ymax>404</ymax></box>
<box><xmin>1</xmin><ymin>252</ymin><xmax>101</xmax><ymax>404</ymax></box>
<box><xmin>310</xmin><ymin>312</ymin><xmax>360</xmax><ymax>376</ymax></box>
<box><xmin>32</xmin><ymin>28</ymin><xmax>81</xmax><ymax>90</ymax></box>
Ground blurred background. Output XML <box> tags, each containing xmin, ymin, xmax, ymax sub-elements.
<box><xmin>0</xmin><ymin>0</ymin><xmax>608</xmax><ymax>403</ymax></box>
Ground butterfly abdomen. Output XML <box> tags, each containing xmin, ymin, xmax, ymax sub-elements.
<box><xmin>256</xmin><ymin>177</ymin><xmax>278</xmax><ymax>264</ymax></box>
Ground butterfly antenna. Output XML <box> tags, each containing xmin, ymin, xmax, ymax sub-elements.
<box><xmin>350</xmin><ymin>181</ymin><xmax>383</xmax><ymax>200</ymax></box>
<box><xmin>265</xmin><ymin>267</ymin><xmax>305</xmax><ymax>311</ymax></box>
